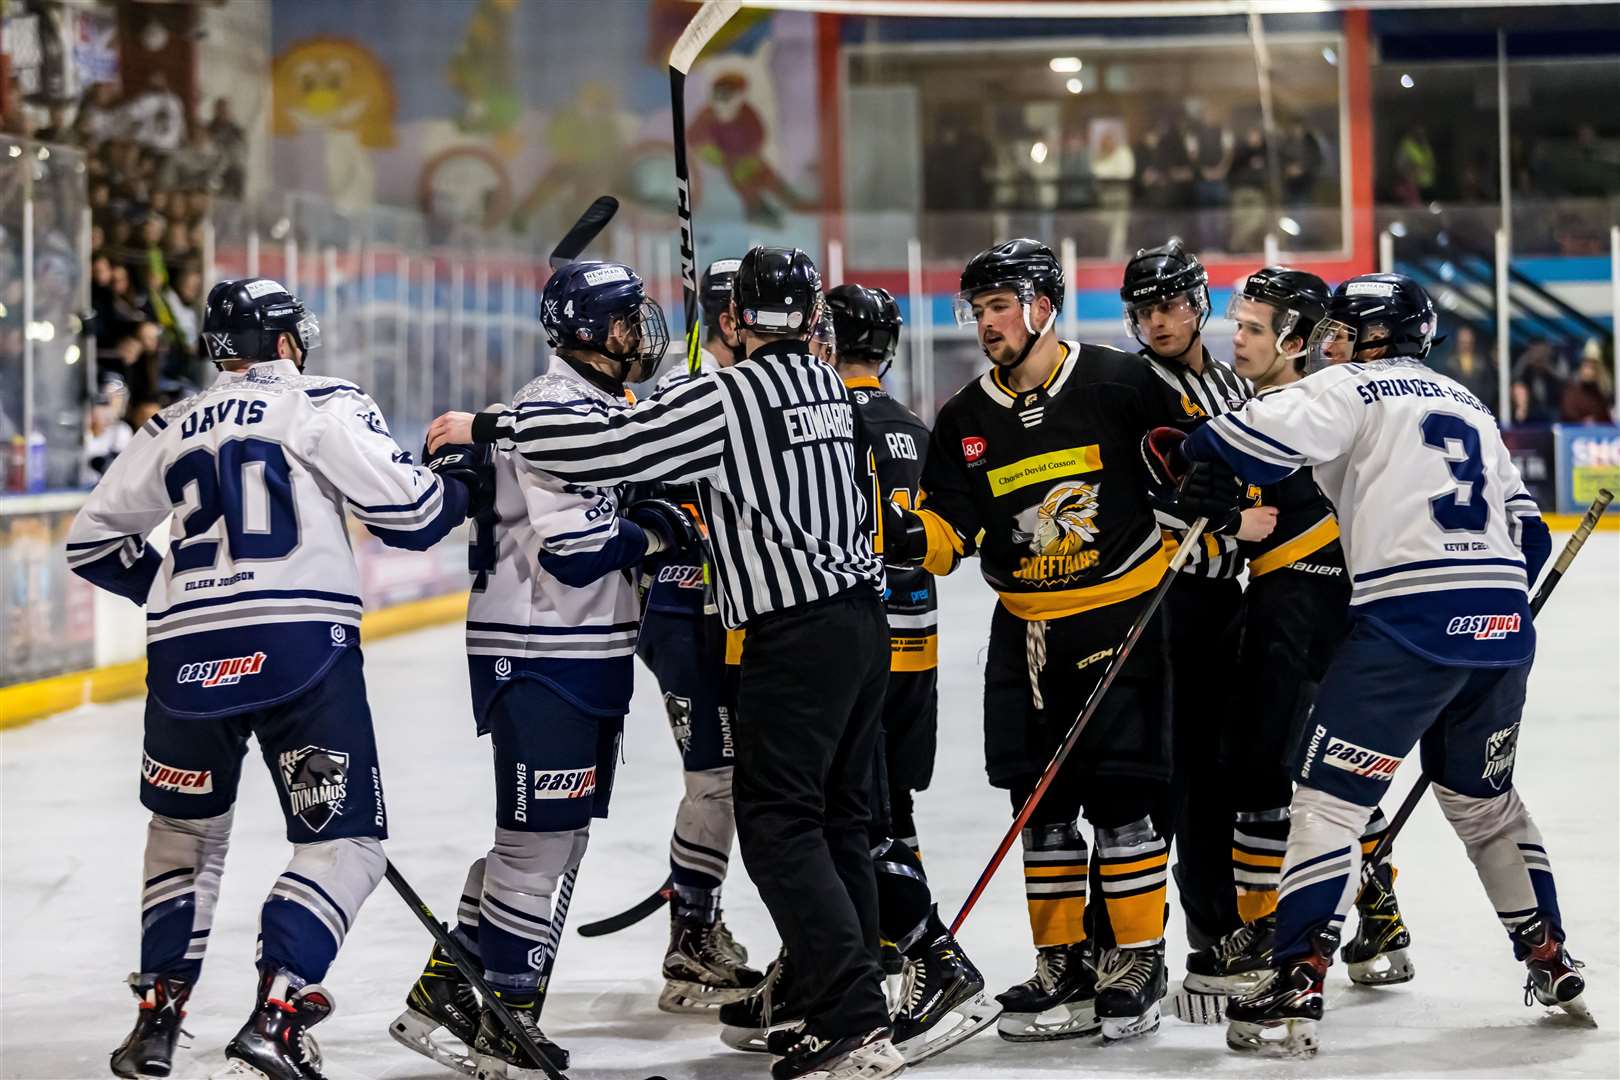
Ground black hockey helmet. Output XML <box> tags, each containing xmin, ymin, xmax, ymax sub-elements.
<box><xmin>955</xmin><ymin>238</ymin><xmax>1065</xmax><ymax>325</ymax></box>
<box><xmin>699</xmin><ymin>257</ymin><xmax>742</xmax><ymax>326</ymax></box>
<box><xmin>733</xmin><ymin>245</ymin><xmax>822</xmax><ymax>337</ymax></box>
<box><xmin>826</xmin><ymin>283</ymin><xmax>902</xmax><ymax>366</ymax></box>
<box><xmin>1227</xmin><ymin>265</ymin><xmax>1330</xmax><ymax>364</ymax></box>
<box><xmin>1120</xmin><ymin>239</ymin><xmax>1210</xmax><ymax>345</ymax></box>
<box><xmin>1307</xmin><ymin>273</ymin><xmax>1437</xmax><ymax>370</ymax></box>
<box><xmin>201</xmin><ymin>277</ymin><xmax>321</xmax><ymax>368</ymax></box>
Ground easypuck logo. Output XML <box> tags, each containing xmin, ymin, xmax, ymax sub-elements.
<box><xmin>962</xmin><ymin>436</ymin><xmax>987</xmax><ymax>463</ymax></box>
<box><xmin>1446</xmin><ymin>614</ymin><xmax>1521</xmax><ymax>640</ymax></box>
<box><xmin>1321</xmin><ymin>737</ymin><xmax>1401</xmax><ymax>781</ymax></box>
<box><xmin>143</xmin><ymin>753</ymin><xmax>213</xmax><ymax>794</ymax></box>
<box><xmin>177</xmin><ymin>651</ymin><xmax>267</xmax><ymax>687</ymax></box>
<box><xmin>529</xmin><ymin>767</ymin><xmax>597</xmax><ymax>800</ymax></box>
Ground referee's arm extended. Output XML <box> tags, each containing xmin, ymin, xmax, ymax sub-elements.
<box><xmin>427</xmin><ymin>375</ymin><xmax>727</xmax><ymax>487</ymax></box>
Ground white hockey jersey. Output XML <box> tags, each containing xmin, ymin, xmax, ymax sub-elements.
<box><xmin>66</xmin><ymin>359</ymin><xmax>467</xmax><ymax>717</ymax></box>
<box><xmin>1185</xmin><ymin>358</ymin><xmax>1550</xmax><ymax>667</ymax></box>
<box><xmin>465</xmin><ymin>358</ymin><xmax>646</xmax><ymax>728</ymax></box>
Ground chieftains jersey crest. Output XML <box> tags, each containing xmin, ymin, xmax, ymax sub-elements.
<box><xmin>1011</xmin><ymin>480</ymin><xmax>1103</xmax><ymax>586</ymax></box>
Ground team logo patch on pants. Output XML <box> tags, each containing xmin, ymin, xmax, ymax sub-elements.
<box><xmin>1483</xmin><ymin>725</ymin><xmax>1519</xmax><ymax>791</ymax></box>
<box><xmin>1321</xmin><ymin>737</ymin><xmax>1401</xmax><ymax>781</ymax></box>
<box><xmin>279</xmin><ymin>745</ymin><xmax>350</xmax><ymax>833</ymax></box>
<box><xmin>663</xmin><ymin>693</ymin><xmax>694</xmax><ymax>754</ymax></box>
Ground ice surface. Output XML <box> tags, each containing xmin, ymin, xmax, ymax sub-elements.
<box><xmin>4</xmin><ymin>534</ymin><xmax>1617</xmax><ymax>1079</ymax></box>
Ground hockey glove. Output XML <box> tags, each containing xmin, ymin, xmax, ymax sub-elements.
<box><xmin>627</xmin><ymin>497</ymin><xmax>702</xmax><ymax>556</ymax></box>
<box><xmin>882</xmin><ymin>502</ymin><xmax>930</xmax><ymax>566</ymax></box>
<box><xmin>424</xmin><ymin>441</ymin><xmax>496</xmax><ymax>520</ymax></box>
<box><xmin>1141</xmin><ymin>427</ymin><xmax>1243</xmax><ymax>528</ymax></box>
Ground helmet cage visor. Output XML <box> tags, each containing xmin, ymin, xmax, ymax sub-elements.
<box><xmin>605</xmin><ymin>296</ymin><xmax>670</xmax><ymax>380</ymax></box>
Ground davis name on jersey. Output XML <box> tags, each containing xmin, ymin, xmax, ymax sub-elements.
<box><xmin>66</xmin><ymin>359</ymin><xmax>467</xmax><ymax>717</ymax></box>
<box><xmin>1184</xmin><ymin>357</ymin><xmax>1552</xmax><ymax>667</ymax></box>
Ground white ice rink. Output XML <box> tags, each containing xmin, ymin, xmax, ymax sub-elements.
<box><xmin>4</xmin><ymin>533</ymin><xmax>1617</xmax><ymax>1080</ymax></box>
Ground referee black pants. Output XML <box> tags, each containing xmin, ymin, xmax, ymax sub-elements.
<box><xmin>733</xmin><ymin>589</ymin><xmax>891</xmax><ymax>1039</ymax></box>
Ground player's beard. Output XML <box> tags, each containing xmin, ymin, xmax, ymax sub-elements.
<box><xmin>982</xmin><ymin>326</ymin><xmax>1028</xmax><ymax>368</ymax></box>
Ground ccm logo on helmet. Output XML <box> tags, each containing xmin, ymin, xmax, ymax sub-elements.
<box><xmin>1446</xmin><ymin>614</ymin><xmax>1522</xmax><ymax>640</ymax></box>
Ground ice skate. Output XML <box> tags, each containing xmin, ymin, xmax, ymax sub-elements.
<box><xmin>994</xmin><ymin>941</ymin><xmax>1099</xmax><ymax>1041</ymax></box>
<box><xmin>110</xmin><ymin>973</ymin><xmax>192</xmax><ymax>1078</ymax></box>
<box><xmin>216</xmin><ymin>969</ymin><xmax>332</xmax><ymax>1080</ymax></box>
<box><xmin>769</xmin><ymin>1026</ymin><xmax>905</xmax><ymax>1080</ymax></box>
<box><xmin>1094</xmin><ymin>943</ymin><xmax>1167</xmax><ymax>1043</ymax></box>
<box><xmin>389</xmin><ymin>944</ymin><xmax>480</xmax><ymax>1076</ymax></box>
<box><xmin>890</xmin><ymin>915</ymin><xmax>999</xmax><ymax>1063</ymax></box>
<box><xmin>660</xmin><ymin>912</ymin><xmax>766</xmax><ymax>1013</ymax></box>
<box><xmin>1514</xmin><ymin>914</ymin><xmax>1595</xmax><ymax>1026</ymax></box>
<box><xmin>712</xmin><ymin>912</ymin><xmax>751</xmax><ymax>966</ymax></box>
<box><xmin>1225</xmin><ymin>925</ymin><xmax>1337</xmax><ymax>1058</ymax></box>
<box><xmin>720</xmin><ymin>950</ymin><xmax>805</xmax><ymax>1053</ymax></box>
<box><xmin>1174</xmin><ymin>914</ymin><xmax>1274</xmax><ymax>1023</ymax></box>
<box><xmin>1342</xmin><ymin>861</ymin><xmax>1415</xmax><ymax>986</ymax></box>
<box><xmin>472</xmin><ymin>991</ymin><xmax>570</xmax><ymax>1077</ymax></box>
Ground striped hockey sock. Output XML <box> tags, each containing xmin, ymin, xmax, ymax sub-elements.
<box><xmin>1232</xmin><ymin>807</ymin><xmax>1290</xmax><ymax>923</ymax></box>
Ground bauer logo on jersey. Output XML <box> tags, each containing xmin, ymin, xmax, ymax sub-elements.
<box><xmin>1483</xmin><ymin>725</ymin><xmax>1519</xmax><ymax>791</ymax></box>
<box><xmin>1321</xmin><ymin>737</ymin><xmax>1401</xmax><ymax>781</ymax></box>
<box><xmin>1446</xmin><ymin>614</ymin><xmax>1522</xmax><ymax>640</ymax></box>
<box><xmin>278</xmin><ymin>745</ymin><xmax>350</xmax><ymax>833</ymax></box>
<box><xmin>142</xmin><ymin>752</ymin><xmax>214</xmax><ymax>794</ymax></box>
<box><xmin>177</xmin><ymin>651</ymin><xmax>267</xmax><ymax>688</ymax></box>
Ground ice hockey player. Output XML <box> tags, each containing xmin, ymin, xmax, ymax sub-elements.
<box><xmin>1175</xmin><ymin>273</ymin><xmax>1585</xmax><ymax>1055</ymax></box>
<box><xmin>634</xmin><ymin>257</ymin><xmax>765</xmax><ymax>1013</ymax></box>
<box><xmin>69</xmin><ymin>278</ymin><xmax>476</xmax><ymax>1080</ymax></box>
<box><xmin>1176</xmin><ymin>267</ymin><xmax>1415</xmax><ymax>1022</ymax></box>
<box><xmin>1120</xmin><ymin>239</ymin><xmax>1274</xmax><ymax>955</ymax></box>
<box><xmin>393</xmin><ymin>261</ymin><xmax>703</xmax><ymax>1077</ymax></box>
<box><xmin>881</xmin><ymin>239</ymin><xmax>1240</xmax><ymax>1044</ymax></box>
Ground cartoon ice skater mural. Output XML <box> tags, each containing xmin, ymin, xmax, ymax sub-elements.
<box><xmin>510</xmin><ymin>80</ymin><xmax>630</xmax><ymax>236</ymax></box>
<box><xmin>448</xmin><ymin>0</ymin><xmax>522</xmax><ymax>143</ymax></box>
<box><xmin>272</xmin><ymin>38</ymin><xmax>396</xmax><ymax>208</ymax></box>
<box><xmin>688</xmin><ymin>69</ymin><xmax>808</xmax><ymax>225</ymax></box>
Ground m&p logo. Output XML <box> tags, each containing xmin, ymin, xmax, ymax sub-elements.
<box><xmin>961</xmin><ymin>436</ymin><xmax>987</xmax><ymax>464</ymax></box>
<box><xmin>1446</xmin><ymin>614</ymin><xmax>1522</xmax><ymax>641</ymax></box>
<box><xmin>177</xmin><ymin>652</ymin><xmax>267</xmax><ymax>687</ymax></box>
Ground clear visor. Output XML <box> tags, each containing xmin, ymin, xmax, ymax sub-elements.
<box><xmin>1305</xmin><ymin>318</ymin><xmax>1358</xmax><ymax>371</ymax></box>
<box><xmin>296</xmin><ymin>313</ymin><xmax>322</xmax><ymax>353</ymax></box>
<box><xmin>954</xmin><ymin>279</ymin><xmax>1034</xmax><ymax>327</ymax></box>
<box><xmin>1123</xmin><ymin>291</ymin><xmax>1200</xmax><ymax>339</ymax></box>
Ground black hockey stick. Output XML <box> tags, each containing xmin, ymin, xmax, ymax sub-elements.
<box><xmin>1359</xmin><ymin>487</ymin><xmax>1614</xmax><ymax>887</ymax></box>
<box><xmin>549</xmin><ymin>195</ymin><xmax>619</xmax><ymax>270</ymax></box>
<box><xmin>535</xmin><ymin>864</ymin><xmax>578</xmax><ymax>1003</ymax></box>
<box><xmin>951</xmin><ymin>518</ymin><xmax>1210</xmax><ymax>935</ymax></box>
<box><xmin>670</xmin><ymin>0</ymin><xmax>740</xmax><ymax>375</ymax></box>
<box><xmin>384</xmin><ymin>860</ymin><xmax>567</xmax><ymax>1080</ymax></box>
<box><xmin>578</xmin><ymin>875</ymin><xmax>673</xmax><ymax>938</ymax></box>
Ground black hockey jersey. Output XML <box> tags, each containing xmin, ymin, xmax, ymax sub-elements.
<box><xmin>914</xmin><ymin>341</ymin><xmax>1176</xmax><ymax>622</ymax></box>
<box><xmin>847</xmin><ymin>375</ymin><xmax>937</xmax><ymax>672</ymax></box>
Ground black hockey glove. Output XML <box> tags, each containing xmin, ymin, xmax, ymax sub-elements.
<box><xmin>424</xmin><ymin>440</ymin><xmax>496</xmax><ymax>520</ymax></box>
<box><xmin>882</xmin><ymin>502</ymin><xmax>930</xmax><ymax>566</ymax></box>
<box><xmin>627</xmin><ymin>497</ymin><xmax>702</xmax><ymax>555</ymax></box>
<box><xmin>1140</xmin><ymin>426</ymin><xmax>1242</xmax><ymax>528</ymax></box>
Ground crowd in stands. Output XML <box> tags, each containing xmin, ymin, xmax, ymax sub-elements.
<box><xmin>1428</xmin><ymin>325</ymin><xmax>1614</xmax><ymax>426</ymax></box>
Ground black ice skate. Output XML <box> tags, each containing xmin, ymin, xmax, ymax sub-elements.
<box><xmin>769</xmin><ymin>1026</ymin><xmax>905</xmax><ymax>1080</ymax></box>
<box><xmin>720</xmin><ymin>950</ymin><xmax>805</xmax><ymax>1053</ymax></box>
<box><xmin>890</xmin><ymin>914</ymin><xmax>1000</xmax><ymax>1063</ymax></box>
<box><xmin>1514</xmin><ymin>914</ymin><xmax>1595</xmax><ymax>1026</ymax></box>
<box><xmin>472</xmin><ymin>990</ymin><xmax>570</xmax><ymax>1078</ymax></box>
<box><xmin>1173</xmin><ymin>914</ymin><xmax>1276</xmax><ymax>1024</ymax></box>
<box><xmin>1094</xmin><ymin>943</ymin><xmax>1168</xmax><ymax>1043</ymax></box>
<box><xmin>110</xmin><ymin>972</ymin><xmax>192</xmax><ymax>1078</ymax></box>
<box><xmin>1225</xmin><ymin>925</ymin><xmax>1338</xmax><ymax>1058</ymax></box>
<box><xmin>994</xmin><ymin>941</ymin><xmax>1099</xmax><ymax>1041</ymax></box>
<box><xmin>219</xmin><ymin>969</ymin><xmax>334</xmax><ymax>1080</ymax></box>
<box><xmin>712</xmin><ymin>912</ymin><xmax>751</xmax><ymax>966</ymax></box>
<box><xmin>660</xmin><ymin>912</ymin><xmax>766</xmax><ymax>1013</ymax></box>
<box><xmin>1341</xmin><ymin>861</ymin><xmax>1415</xmax><ymax>986</ymax></box>
<box><xmin>389</xmin><ymin>943</ymin><xmax>481</xmax><ymax>1076</ymax></box>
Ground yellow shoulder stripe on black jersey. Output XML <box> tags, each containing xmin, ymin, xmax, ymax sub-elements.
<box><xmin>1248</xmin><ymin>514</ymin><xmax>1340</xmax><ymax>577</ymax></box>
<box><xmin>997</xmin><ymin>544</ymin><xmax>1168</xmax><ymax>621</ymax></box>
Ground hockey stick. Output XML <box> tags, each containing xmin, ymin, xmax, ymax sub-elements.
<box><xmin>670</xmin><ymin>0</ymin><xmax>741</xmax><ymax>375</ymax></box>
<box><xmin>536</xmin><ymin>864</ymin><xmax>578</xmax><ymax>1004</ymax></box>
<box><xmin>549</xmin><ymin>195</ymin><xmax>619</xmax><ymax>270</ymax></box>
<box><xmin>384</xmin><ymin>860</ymin><xmax>567</xmax><ymax>1080</ymax></box>
<box><xmin>951</xmin><ymin>518</ymin><xmax>1210</xmax><ymax>935</ymax></box>
<box><xmin>1359</xmin><ymin>487</ymin><xmax>1614</xmax><ymax>886</ymax></box>
<box><xmin>578</xmin><ymin>875</ymin><xmax>674</xmax><ymax>938</ymax></box>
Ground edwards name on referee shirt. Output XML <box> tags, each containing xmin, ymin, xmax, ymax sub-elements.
<box><xmin>468</xmin><ymin>339</ymin><xmax>884</xmax><ymax>627</ymax></box>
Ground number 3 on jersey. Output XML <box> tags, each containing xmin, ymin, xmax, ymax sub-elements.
<box><xmin>1420</xmin><ymin>412</ymin><xmax>1488</xmax><ymax>533</ymax></box>
<box><xmin>166</xmin><ymin>437</ymin><xmax>299</xmax><ymax>573</ymax></box>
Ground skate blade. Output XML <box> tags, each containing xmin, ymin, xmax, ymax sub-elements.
<box><xmin>1347</xmin><ymin>947</ymin><xmax>1415</xmax><ymax>986</ymax></box>
<box><xmin>996</xmin><ymin>1000</ymin><xmax>1100</xmax><ymax>1042</ymax></box>
<box><xmin>1170</xmin><ymin>985</ymin><xmax>1230</xmax><ymax>1025</ymax></box>
<box><xmin>1538</xmin><ymin>994</ymin><xmax>1598</xmax><ymax>1029</ymax></box>
<box><xmin>1100</xmin><ymin>1001</ymin><xmax>1162</xmax><ymax>1044</ymax></box>
<box><xmin>658</xmin><ymin>979</ymin><xmax>759</xmax><ymax>1014</ymax></box>
<box><xmin>720</xmin><ymin>1023</ymin><xmax>777</xmax><ymax>1053</ymax></box>
<box><xmin>210</xmin><ymin>1064</ymin><xmax>271</xmax><ymax>1080</ymax></box>
<box><xmin>1226</xmin><ymin>1016</ymin><xmax>1319</xmax><ymax>1057</ymax></box>
<box><xmin>897</xmin><ymin>993</ymin><xmax>1001</xmax><ymax>1064</ymax></box>
<box><xmin>802</xmin><ymin>1038</ymin><xmax>907</xmax><ymax>1080</ymax></box>
<box><xmin>389</xmin><ymin>1007</ymin><xmax>477</xmax><ymax>1076</ymax></box>
<box><xmin>474</xmin><ymin>1052</ymin><xmax>552</xmax><ymax>1080</ymax></box>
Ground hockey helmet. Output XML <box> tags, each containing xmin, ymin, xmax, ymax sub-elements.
<box><xmin>1226</xmin><ymin>265</ymin><xmax>1330</xmax><ymax>365</ymax></box>
<box><xmin>954</xmin><ymin>238</ymin><xmax>1065</xmax><ymax>327</ymax></box>
<box><xmin>826</xmin><ymin>283</ymin><xmax>903</xmax><ymax>367</ymax></box>
<box><xmin>699</xmin><ymin>257</ymin><xmax>742</xmax><ymax>327</ymax></box>
<box><xmin>732</xmin><ymin>246</ymin><xmax>823</xmax><ymax>337</ymax></box>
<box><xmin>1120</xmin><ymin>239</ymin><xmax>1210</xmax><ymax>346</ymax></box>
<box><xmin>540</xmin><ymin>260</ymin><xmax>670</xmax><ymax>383</ymax></box>
<box><xmin>1306</xmin><ymin>273</ymin><xmax>1437</xmax><ymax>370</ymax></box>
<box><xmin>201</xmin><ymin>277</ymin><xmax>321</xmax><ymax>368</ymax></box>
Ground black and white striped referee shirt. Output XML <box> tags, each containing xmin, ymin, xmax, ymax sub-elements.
<box><xmin>472</xmin><ymin>341</ymin><xmax>883</xmax><ymax>628</ymax></box>
<box><xmin>1141</xmin><ymin>346</ymin><xmax>1253</xmax><ymax>579</ymax></box>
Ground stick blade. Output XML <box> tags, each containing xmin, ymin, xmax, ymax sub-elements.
<box><xmin>549</xmin><ymin>195</ymin><xmax>620</xmax><ymax>269</ymax></box>
<box><xmin>669</xmin><ymin>0</ymin><xmax>742</xmax><ymax>75</ymax></box>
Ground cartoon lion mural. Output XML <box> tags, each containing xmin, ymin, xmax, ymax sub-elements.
<box><xmin>272</xmin><ymin>37</ymin><xmax>396</xmax><ymax>148</ymax></box>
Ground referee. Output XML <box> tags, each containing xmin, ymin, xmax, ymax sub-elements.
<box><xmin>427</xmin><ymin>246</ymin><xmax>898</xmax><ymax>1077</ymax></box>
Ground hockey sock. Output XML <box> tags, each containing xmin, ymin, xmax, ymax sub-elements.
<box><xmin>1273</xmin><ymin>786</ymin><xmax>1372</xmax><ymax>959</ymax></box>
<box><xmin>872</xmin><ymin>837</ymin><xmax>933</xmax><ymax>951</ymax></box>
<box><xmin>260</xmin><ymin>836</ymin><xmax>385</xmax><ymax>984</ymax></box>
<box><xmin>480</xmin><ymin>826</ymin><xmax>588</xmax><ymax>998</ymax></box>
<box><xmin>1232</xmin><ymin>807</ymin><xmax>1289</xmax><ymax>923</ymax></box>
<box><xmin>669</xmin><ymin>766</ymin><xmax>734</xmax><ymax>925</ymax></box>
<box><xmin>1022</xmin><ymin>822</ymin><xmax>1089</xmax><ymax>948</ymax></box>
<box><xmin>455</xmin><ymin>857</ymin><xmax>485</xmax><ymax>959</ymax></box>
<box><xmin>889</xmin><ymin>786</ymin><xmax>921</xmax><ymax>859</ymax></box>
<box><xmin>140</xmin><ymin>810</ymin><xmax>233</xmax><ymax>981</ymax></box>
<box><xmin>1096</xmin><ymin>818</ymin><xmax>1168</xmax><ymax>948</ymax></box>
<box><xmin>1359</xmin><ymin>806</ymin><xmax>1392</xmax><ymax>865</ymax></box>
<box><xmin>1432</xmin><ymin>783</ymin><xmax>1561</xmax><ymax>942</ymax></box>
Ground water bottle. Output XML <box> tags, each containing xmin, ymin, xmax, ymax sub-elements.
<box><xmin>6</xmin><ymin>435</ymin><xmax>24</xmax><ymax>493</ymax></box>
<box><xmin>26</xmin><ymin>432</ymin><xmax>47</xmax><ymax>492</ymax></box>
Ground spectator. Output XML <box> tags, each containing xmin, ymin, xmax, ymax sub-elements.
<box><xmin>125</xmin><ymin>71</ymin><xmax>186</xmax><ymax>152</ymax></box>
<box><xmin>1187</xmin><ymin>105</ymin><xmax>1232</xmax><ymax>252</ymax></box>
<box><xmin>1393</xmin><ymin>123</ymin><xmax>1437</xmax><ymax>205</ymax></box>
<box><xmin>74</xmin><ymin>82</ymin><xmax>125</xmax><ymax>142</ymax></box>
<box><xmin>1560</xmin><ymin>342</ymin><xmax>1615</xmax><ymax>424</ymax></box>
<box><xmin>169</xmin><ymin>128</ymin><xmax>223</xmax><ymax>192</ymax></box>
<box><xmin>33</xmin><ymin>105</ymin><xmax>72</xmax><ymax>143</ymax></box>
<box><xmin>1510</xmin><ymin>340</ymin><xmax>1566</xmax><ymax>424</ymax></box>
<box><xmin>1280</xmin><ymin>116</ymin><xmax>1325</xmax><ymax>206</ymax></box>
<box><xmin>1228</xmin><ymin>124</ymin><xmax>1269</xmax><ymax>252</ymax></box>
<box><xmin>207</xmin><ymin>98</ymin><xmax>248</xmax><ymax>198</ymax></box>
<box><xmin>1057</xmin><ymin>130</ymin><xmax>1095</xmax><ymax>210</ymax></box>
<box><xmin>82</xmin><ymin>374</ymin><xmax>132</xmax><ymax>484</ymax></box>
<box><xmin>161</xmin><ymin>266</ymin><xmax>203</xmax><ymax>370</ymax></box>
<box><xmin>1434</xmin><ymin>323</ymin><xmax>1498</xmax><ymax>405</ymax></box>
<box><xmin>1092</xmin><ymin>126</ymin><xmax>1135</xmax><ymax>259</ymax></box>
